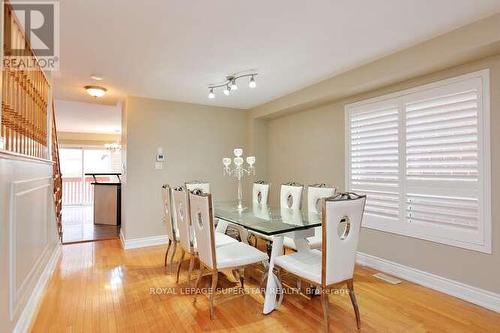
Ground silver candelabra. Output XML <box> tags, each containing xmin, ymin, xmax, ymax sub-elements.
<box><xmin>223</xmin><ymin>148</ymin><xmax>256</xmax><ymax>212</ymax></box>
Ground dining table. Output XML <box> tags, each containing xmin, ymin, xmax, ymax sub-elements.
<box><xmin>214</xmin><ymin>201</ymin><xmax>321</xmax><ymax>314</ymax></box>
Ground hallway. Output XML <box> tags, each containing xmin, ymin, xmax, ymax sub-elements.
<box><xmin>62</xmin><ymin>205</ymin><xmax>119</xmax><ymax>243</ymax></box>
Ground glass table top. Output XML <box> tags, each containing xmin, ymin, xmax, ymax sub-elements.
<box><xmin>214</xmin><ymin>201</ymin><xmax>321</xmax><ymax>236</ymax></box>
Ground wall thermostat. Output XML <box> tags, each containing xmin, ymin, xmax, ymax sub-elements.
<box><xmin>156</xmin><ymin>153</ymin><xmax>165</xmax><ymax>162</ymax></box>
<box><xmin>156</xmin><ymin>147</ymin><xmax>166</xmax><ymax>162</ymax></box>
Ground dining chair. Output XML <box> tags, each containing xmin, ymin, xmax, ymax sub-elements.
<box><xmin>253</xmin><ymin>180</ymin><xmax>270</xmax><ymax>205</ymax></box>
<box><xmin>185</xmin><ymin>180</ymin><xmax>227</xmax><ymax>233</ymax></box>
<box><xmin>247</xmin><ymin>181</ymin><xmax>271</xmax><ymax>245</ymax></box>
<box><xmin>190</xmin><ymin>191</ymin><xmax>269</xmax><ymax>319</ymax></box>
<box><xmin>172</xmin><ymin>186</ymin><xmax>238</xmax><ymax>284</ymax></box>
<box><xmin>280</xmin><ymin>182</ymin><xmax>304</xmax><ymax>251</ymax></box>
<box><xmin>162</xmin><ymin>184</ymin><xmax>177</xmax><ymax>267</ymax></box>
<box><xmin>274</xmin><ymin>192</ymin><xmax>366</xmax><ymax>332</ymax></box>
<box><xmin>284</xmin><ymin>184</ymin><xmax>336</xmax><ymax>250</ymax></box>
<box><xmin>280</xmin><ymin>182</ymin><xmax>304</xmax><ymax>210</ymax></box>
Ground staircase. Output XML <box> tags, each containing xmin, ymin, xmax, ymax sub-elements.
<box><xmin>51</xmin><ymin>102</ymin><xmax>63</xmax><ymax>241</ymax></box>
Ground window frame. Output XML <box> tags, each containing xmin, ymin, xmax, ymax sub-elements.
<box><xmin>345</xmin><ymin>69</ymin><xmax>491</xmax><ymax>253</ymax></box>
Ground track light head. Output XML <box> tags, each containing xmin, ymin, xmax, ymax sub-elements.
<box><xmin>249</xmin><ymin>75</ymin><xmax>256</xmax><ymax>88</ymax></box>
<box><xmin>223</xmin><ymin>85</ymin><xmax>230</xmax><ymax>95</ymax></box>
<box><xmin>208</xmin><ymin>88</ymin><xmax>215</xmax><ymax>99</ymax></box>
<box><xmin>230</xmin><ymin>79</ymin><xmax>238</xmax><ymax>90</ymax></box>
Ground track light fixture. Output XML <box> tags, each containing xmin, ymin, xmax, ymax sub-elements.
<box><xmin>208</xmin><ymin>72</ymin><xmax>257</xmax><ymax>98</ymax></box>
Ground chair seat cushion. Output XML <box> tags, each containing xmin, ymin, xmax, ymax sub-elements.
<box><xmin>283</xmin><ymin>236</ymin><xmax>322</xmax><ymax>250</ymax></box>
<box><xmin>215</xmin><ymin>232</ymin><xmax>238</xmax><ymax>247</ymax></box>
<box><xmin>216</xmin><ymin>242</ymin><xmax>268</xmax><ymax>269</ymax></box>
<box><xmin>274</xmin><ymin>249</ymin><xmax>322</xmax><ymax>284</ymax></box>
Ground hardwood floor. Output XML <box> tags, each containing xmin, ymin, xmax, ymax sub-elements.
<box><xmin>31</xmin><ymin>239</ymin><xmax>500</xmax><ymax>332</ymax></box>
<box><xmin>62</xmin><ymin>205</ymin><xmax>120</xmax><ymax>244</ymax></box>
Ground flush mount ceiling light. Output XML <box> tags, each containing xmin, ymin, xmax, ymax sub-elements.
<box><xmin>208</xmin><ymin>72</ymin><xmax>257</xmax><ymax>99</ymax></box>
<box><xmin>90</xmin><ymin>74</ymin><xmax>104</xmax><ymax>81</ymax></box>
<box><xmin>85</xmin><ymin>85</ymin><xmax>107</xmax><ymax>98</ymax></box>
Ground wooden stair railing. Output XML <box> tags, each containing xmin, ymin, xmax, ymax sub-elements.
<box><xmin>51</xmin><ymin>101</ymin><xmax>63</xmax><ymax>241</ymax></box>
<box><xmin>1</xmin><ymin>3</ymin><xmax>50</xmax><ymax>159</ymax></box>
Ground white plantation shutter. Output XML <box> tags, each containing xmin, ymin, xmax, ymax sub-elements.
<box><xmin>348</xmin><ymin>105</ymin><xmax>400</xmax><ymax>223</ymax></box>
<box><xmin>405</xmin><ymin>89</ymin><xmax>479</xmax><ymax>182</ymax></box>
<box><xmin>346</xmin><ymin>70</ymin><xmax>491</xmax><ymax>253</ymax></box>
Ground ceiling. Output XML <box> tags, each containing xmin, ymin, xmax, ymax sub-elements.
<box><xmin>55</xmin><ymin>100</ymin><xmax>121</xmax><ymax>134</ymax></box>
<box><xmin>53</xmin><ymin>0</ymin><xmax>500</xmax><ymax>109</ymax></box>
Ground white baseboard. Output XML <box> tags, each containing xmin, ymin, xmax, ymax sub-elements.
<box><xmin>121</xmin><ymin>234</ymin><xmax>168</xmax><ymax>250</ymax></box>
<box><xmin>14</xmin><ymin>244</ymin><xmax>61</xmax><ymax>333</ymax></box>
<box><xmin>356</xmin><ymin>251</ymin><xmax>500</xmax><ymax>313</ymax></box>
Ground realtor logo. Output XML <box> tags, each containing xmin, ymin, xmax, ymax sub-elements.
<box><xmin>2</xmin><ymin>0</ymin><xmax>60</xmax><ymax>71</ymax></box>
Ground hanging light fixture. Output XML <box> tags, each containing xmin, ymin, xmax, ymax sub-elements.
<box><xmin>207</xmin><ymin>72</ymin><xmax>257</xmax><ymax>98</ymax></box>
<box><xmin>85</xmin><ymin>85</ymin><xmax>107</xmax><ymax>98</ymax></box>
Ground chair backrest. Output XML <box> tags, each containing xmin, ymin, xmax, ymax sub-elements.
<box><xmin>253</xmin><ymin>181</ymin><xmax>270</xmax><ymax>205</ymax></box>
<box><xmin>173</xmin><ymin>186</ymin><xmax>194</xmax><ymax>252</ymax></box>
<box><xmin>280</xmin><ymin>182</ymin><xmax>303</xmax><ymax>210</ymax></box>
<box><xmin>189</xmin><ymin>191</ymin><xmax>216</xmax><ymax>269</ymax></box>
<box><xmin>185</xmin><ymin>181</ymin><xmax>211</xmax><ymax>194</ymax></box>
<box><xmin>161</xmin><ymin>184</ymin><xmax>176</xmax><ymax>242</ymax></box>
<box><xmin>307</xmin><ymin>184</ymin><xmax>336</xmax><ymax>214</ymax></box>
<box><xmin>322</xmin><ymin>193</ymin><xmax>366</xmax><ymax>286</ymax></box>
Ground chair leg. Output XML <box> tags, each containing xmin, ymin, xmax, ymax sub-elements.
<box><xmin>266</xmin><ymin>241</ymin><xmax>272</xmax><ymax>258</ymax></box>
<box><xmin>175</xmin><ymin>249</ymin><xmax>186</xmax><ymax>283</ymax></box>
<box><xmin>320</xmin><ymin>289</ymin><xmax>330</xmax><ymax>333</ymax></box>
<box><xmin>347</xmin><ymin>279</ymin><xmax>361</xmax><ymax>329</ymax></box>
<box><xmin>164</xmin><ymin>239</ymin><xmax>172</xmax><ymax>267</ymax></box>
<box><xmin>209</xmin><ymin>270</ymin><xmax>219</xmax><ymax>320</ymax></box>
<box><xmin>169</xmin><ymin>241</ymin><xmax>177</xmax><ymax>273</ymax></box>
<box><xmin>193</xmin><ymin>266</ymin><xmax>205</xmax><ymax>304</ymax></box>
<box><xmin>187</xmin><ymin>255</ymin><xmax>195</xmax><ymax>286</ymax></box>
<box><xmin>238</xmin><ymin>268</ymin><xmax>245</xmax><ymax>289</ymax></box>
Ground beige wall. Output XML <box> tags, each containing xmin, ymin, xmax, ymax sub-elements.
<box><xmin>264</xmin><ymin>54</ymin><xmax>500</xmax><ymax>294</ymax></box>
<box><xmin>121</xmin><ymin>97</ymin><xmax>249</xmax><ymax>240</ymax></box>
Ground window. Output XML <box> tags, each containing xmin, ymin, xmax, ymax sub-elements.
<box><xmin>60</xmin><ymin>147</ymin><xmax>122</xmax><ymax>206</ymax></box>
<box><xmin>345</xmin><ymin>70</ymin><xmax>491</xmax><ymax>253</ymax></box>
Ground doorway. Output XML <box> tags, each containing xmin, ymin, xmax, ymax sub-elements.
<box><xmin>59</xmin><ymin>146</ymin><xmax>122</xmax><ymax>243</ymax></box>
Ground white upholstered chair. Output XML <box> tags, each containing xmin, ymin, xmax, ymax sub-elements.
<box><xmin>284</xmin><ymin>184</ymin><xmax>336</xmax><ymax>250</ymax></box>
<box><xmin>274</xmin><ymin>192</ymin><xmax>366</xmax><ymax>332</ymax></box>
<box><xmin>162</xmin><ymin>184</ymin><xmax>177</xmax><ymax>267</ymax></box>
<box><xmin>190</xmin><ymin>191</ymin><xmax>268</xmax><ymax>319</ymax></box>
<box><xmin>280</xmin><ymin>182</ymin><xmax>304</xmax><ymax>250</ymax></box>
<box><xmin>280</xmin><ymin>182</ymin><xmax>304</xmax><ymax>210</ymax></box>
<box><xmin>172</xmin><ymin>186</ymin><xmax>237</xmax><ymax>284</ymax></box>
<box><xmin>253</xmin><ymin>181</ymin><xmax>270</xmax><ymax>205</ymax></box>
<box><xmin>247</xmin><ymin>181</ymin><xmax>271</xmax><ymax>244</ymax></box>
